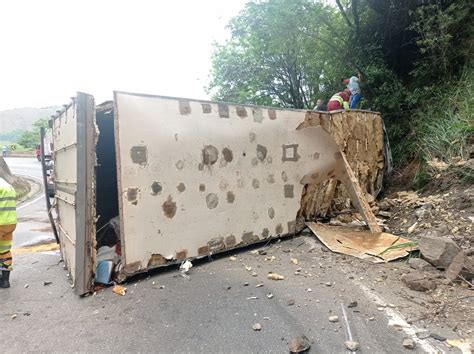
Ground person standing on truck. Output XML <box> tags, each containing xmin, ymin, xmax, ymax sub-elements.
<box><xmin>327</xmin><ymin>89</ymin><xmax>351</xmax><ymax>112</ymax></box>
<box><xmin>343</xmin><ymin>73</ymin><xmax>362</xmax><ymax>109</ymax></box>
<box><xmin>0</xmin><ymin>177</ymin><xmax>16</xmax><ymax>288</ymax></box>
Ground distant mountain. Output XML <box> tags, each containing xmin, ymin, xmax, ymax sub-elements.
<box><xmin>0</xmin><ymin>106</ymin><xmax>60</xmax><ymax>134</ymax></box>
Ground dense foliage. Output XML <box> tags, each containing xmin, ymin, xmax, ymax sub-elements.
<box><xmin>17</xmin><ymin>118</ymin><xmax>49</xmax><ymax>150</ymax></box>
<box><xmin>208</xmin><ymin>0</ymin><xmax>473</xmax><ymax>183</ymax></box>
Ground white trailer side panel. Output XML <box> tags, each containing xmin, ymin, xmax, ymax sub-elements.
<box><xmin>52</xmin><ymin>103</ymin><xmax>78</xmax><ymax>281</ymax></box>
<box><xmin>52</xmin><ymin>93</ymin><xmax>96</xmax><ymax>295</ymax></box>
<box><xmin>114</xmin><ymin>92</ymin><xmax>346</xmax><ymax>276</ymax></box>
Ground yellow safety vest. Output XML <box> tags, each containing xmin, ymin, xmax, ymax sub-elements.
<box><xmin>329</xmin><ymin>94</ymin><xmax>349</xmax><ymax>110</ymax></box>
<box><xmin>0</xmin><ymin>178</ymin><xmax>16</xmax><ymax>225</ymax></box>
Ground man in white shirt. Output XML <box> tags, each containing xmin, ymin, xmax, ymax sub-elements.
<box><xmin>344</xmin><ymin>73</ymin><xmax>362</xmax><ymax>109</ymax></box>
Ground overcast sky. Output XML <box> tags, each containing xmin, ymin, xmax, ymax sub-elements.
<box><xmin>0</xmin><ymin>0</ymin><xmax>248</xmax><ymax>110</ymax></box>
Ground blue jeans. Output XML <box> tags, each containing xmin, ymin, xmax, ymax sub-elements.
<box><xmin>350</xmin><ymin>93</ymin><xmax>362</xmax><ymax>109</ymax></box>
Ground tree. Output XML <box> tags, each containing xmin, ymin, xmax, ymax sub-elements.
<box><xmin>208</xmin><ymin>0</ymin><xmax>352</xmax><ymax>109</ymax></box>
<box><xmin>16</xmin><ymin>118</ymin><xmax>49</xmax><ymax>150</ymax></box>
<box><xmin>208</xmin><ymin>0</ymin><xmax>473</xmax><ymax>168</ymax></box>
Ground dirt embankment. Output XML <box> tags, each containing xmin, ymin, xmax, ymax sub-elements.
<box><xmin>367</xmin><ymin>163</ymin><xmax>473</xmax><ymax>337</ymax></box>
<box><xmin>315</xmin><ymin>157</ymin><xmax>473</xmax><ymax>338</ymax></box>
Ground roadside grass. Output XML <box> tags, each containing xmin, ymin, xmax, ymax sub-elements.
<box><xmin>412</xmin><ymin>66</ymin><xmax>474</xmax><ymax>188</ymax></box>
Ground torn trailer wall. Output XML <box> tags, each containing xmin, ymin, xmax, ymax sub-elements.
<box><xmin>51</xmin><ymin>91</ymin><xmax>385</xmax><ymax>294</ymax></box>
<box><xmin>113</xmin><ymin>92</ymin><xmax>381</xmax><ymax>279</ymax></box>
<box><xmin>299</xmin><ymin>110</ymin><xmax>384</xmax><ymax>220</ymax></box>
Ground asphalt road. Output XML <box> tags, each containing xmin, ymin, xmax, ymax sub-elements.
<box><xmin>1</xmin><ymin>157</ymin><xmax>449</xmax><ymax>353</ymax></box>
<box><xmin>4</xmin><ymin>157</ymin><xmax>54</xmax><ymax>247</ymax></box>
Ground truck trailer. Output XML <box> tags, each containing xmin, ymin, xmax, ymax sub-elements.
<box><xmin>50</xmin><ymin>91</ymin><xmax>386</xmax><ymax>295</ymax></box>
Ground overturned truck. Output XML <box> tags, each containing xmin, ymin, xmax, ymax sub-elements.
<box><xmin>51</xmin><ymin>91</ymin><xmax>387</xmax><ymax>295</ymax></box>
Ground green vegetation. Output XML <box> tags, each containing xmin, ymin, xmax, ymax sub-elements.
<box><xmin>208</xmin><ymin>0</ymin><xmax>473</xmax><ymax>188</ymax></box>
<box><xmin>16</xmin><ymin>118</ymin><xmax>49</xmax><ymax>150</ymax></box>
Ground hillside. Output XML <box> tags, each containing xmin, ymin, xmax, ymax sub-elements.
<box><xmin>0</xmin><ymin>106</ymin><xmax>59</xmax><ymax>136</ymax></box>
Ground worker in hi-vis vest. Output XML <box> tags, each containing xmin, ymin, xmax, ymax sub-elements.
<box><xmin>327</xmin><ymin>88</ymin><xmax>351</xmax><ymax>112</ymax></box>
<box><xmin>0</xmin><ymin>177</ymin><xmax>16</xmax><ymax>288</ymax></box>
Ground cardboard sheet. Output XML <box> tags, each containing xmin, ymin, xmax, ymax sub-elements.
<box><xmin>306</xmin><ymin>223</ymin><xmax>417</xmax><ymax>263</ymax></box>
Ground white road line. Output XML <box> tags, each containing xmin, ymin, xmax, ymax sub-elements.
<box><xmin>340</xmin><ymin>302</ymin><xmax>356</xmax><ymax>353</ymax></box>
<box><xmin>356</xmin><ymin>282</ymin><xmax>444</xmax><ymax>354</ymax></box>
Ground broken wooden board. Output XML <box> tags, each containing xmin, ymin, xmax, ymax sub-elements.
<box><xmin>300</xmin><ymin>110</ymin><xmax>385</xmax><ymax>219</ymax></box>
<box><xmin>306</xmin><ymin>223</ymin><xmax>418</xmax><ymax>263</ymax></box>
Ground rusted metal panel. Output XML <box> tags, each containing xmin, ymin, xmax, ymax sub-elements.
<box><xmin>74</xmin><ymin>92</ymin><xmax>97</xmax><ymax>295</ymax></box>
<box><xmin>113</xmin><ymin>91</ymin><xmax>357</xmax><ymax>277</ymax></box>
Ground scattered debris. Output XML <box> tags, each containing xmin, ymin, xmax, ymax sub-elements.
<box><xmin>446</xmin><ymin>338</ymin><xmax>473</xmax><ymax>354</ymax></box>
<box><xmin>246</xmin><ymin>296</ymin><xmax>259</xmax><ymax>300</ymax></box>
<box><xmin>407</xmin><ymin>222</ymin><xmax>418</xmax><ymax>234</ymax></box>
<box><xmin>344</xmin><ymin>340</ymin><xmax>360</xmax><ymax>351</ymax></box>
<box><xmin>325</xmin><ymin>282</ymin><xmax>332</xmax><ymax>287</ymax></box>
<box><xmin>445</xmin><ymin>249</ymin><xmax>474</xmax><ymax>284</ymax></box>
<box><xmin>306</xmin><ymin>223</ymin><xmax>417</xmax><ymax>262</ymax></box>
<box><xmin>96</xmin><ymin>260</ymin><xmax>114</xmax><ymax>284</ymax></box>
<box><xmin>415</xmin><ymin>330</ymin><xmax>430</xmax><ymax>339</ymax></box>
<box><xmin>180</xmin><ymin>260</ymin><xmax>193</xmax><ymax>274</ymax></box>
<box><xmin>348</xmin><ymin>301</ymin><xmax>358</xmax><ymax>308</ymax></box>
<box><xmin>11</xmin><ymin>314</ymin><xmax>17</xmax><ymax>320</ymax></box>
<box><xmin>290</xmin><ymin>257</ymin><xmax>299</xmax><ymax>265</ymax></box>
<box><xmin>307</xmin><ymin>288</ymin><xmax>312</xmax><ymax>292</ymax></box>
<box><xmin>24</xmin><ymin>284</ymin><xmax>29</xmax><ymax>288</ymax></box>
<box><xmin>328</xmin><ymin>315</ymin><xmax>339</xmax><ymax>322</ymax></box>
<box><xmin>427</xmin><ymin>158</ymin><xmax>449</xmax><ymax>171</ymax></box>
<box><xmin>287</xmin><ymin>299</ymin><xmax>295</xmax><ymax>306</ymax></box>
<box><xmin>252</xmin><ymin>323</ymin><xmax>262</xmax><ymax>331</ymax></box>
<box><xmin>229</xmin><ymin>256</ymin><xmax>237</xmax><ymax>261</ymax></box>
<box><xmin>288</xmin><ymin>335</ymin><xmax>311</xmax><ymax>353</ymax></box>
<box><xmin>402</xmin><ymin>338</ymin><xmax>416</xmax><ymax>349</ymax></box>
<box><xmin>402</xmin><ymin>274</ymin><xmax>437</xmax><ymax>292</ymax></box>
<box><xmin>251</xmin><ymin>272</ymin><xmax>258</xmax><ymax>277</ymax></box>
<box><xmin>418</xmin><ymin>235</ymin><xmax>461</xmax><ymax>268</ymax></box>
<box><xmin>244</xmin><ymin>282</ymin><xmax>249</xmax><ymax>286</ymax></box>
<box><xmin>430</xmin><ymin>333</ymin><xmax>447</xmax><ymax>342</ymax></box>
<box><xmin>408</xmin><ymin>258</ymin><xmax>436</xmax><ymax>272</ymax></box>
<box><xmin>388</xmin><ymin>318</ymin><xmax>409</xmax><ymax>329</ymax></box>
<box><xmin>112</xmin><ymin>285</ymin><xmax>127</xmax><ymax>296</ymax></box>
<box><xmin>267</xmin><ymin>273</ymin><xmax>285</xmax><ymax>280</ymax></box>
<box><xmin>377</xmin><ymin>211</ymin><xmax>392</xmax><ymax>218</ymax></box>
<box><xmin>43</xmin><ymin>281</ymin><xmax>52</xmax><ymax>286</ymax></box>
<box><xmin>267</xmin><ymin>293</ymin><xmax>274</xmax><ymax>299</ymax></box>
<box><xmin>256</xmin><ymin>283</ymin><xmax>264</xmax><ymax>288</ymax></box>
<box><xmin>245</xmin><ymin>265</ymin><xmax>252</xmax><ymax>272</ymax></box>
